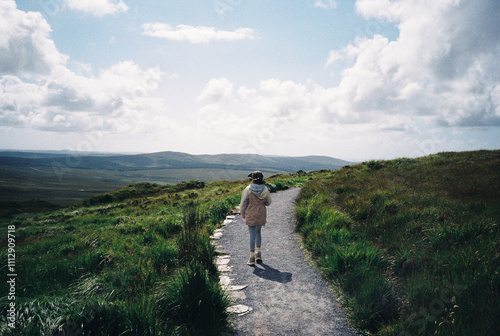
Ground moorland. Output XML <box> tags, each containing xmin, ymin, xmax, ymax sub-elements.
<box><xmin>296</xmin><ymin>149</ymin><xmax>499</xmax><ymax>335</ymax></box>
<box><xmin>0</xmin><ymin>171</ymin><xmax>311</xmax><ymax>335</ymax></box>
<box><xmin>0</xmin><ymin>150</ymin><xmax>351</xmax><ymax>206</ymax></box>
<box><xmin>0</xmin><ymin>149</ymin><xmax>498</xmax><ymax>335</ymax></box>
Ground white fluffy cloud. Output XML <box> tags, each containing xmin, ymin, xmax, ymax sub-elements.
<box><xmin>0</xmin><ymin>1</ymin><xmax>172</xmax><ymax>134</ymax></box>
<box><xmin>197</xmin><ymin>77</ymin><xmax>234</xmax><ymax>102</ymax></box>
<box><xmin>0</xmin><ymin>1</ymin><xmax>68</xmax><ymax>76</ymax></box>
<box><xmin>65</xmin><ymin>0</ymin><xmax>128</xmax><ymax>17</ymax></box>
<box><xmin>314</xmin><ymin>0</ymin><xmax>338</xmax><ymax>10</ymax></box>
<box><xmin>195</xmin><ymin>75</ymin><xmax>483</xmax><ymax>159</ymax></box>
<box><xmin>1</xmin><ymin>0</ymin><xmax>498</xmax><ymax>158</ymax></box>
<box><xmin>196</xmin><ymin>0</ymin><xmax>499</xmax><ymax>156</ymax></box>
<box><xmin>196</xmin><ymin>78</ymin><xmax>325</xmax><ymax>152</ymax></box>
<box><xmin>200</xmin><ymin>0</ymin><xmax>500</xmax><ymax>152</ymax></box>
<box><xmin>142</xmin><ymin>23</ymin><xmax>256</xmax><ymax>44</ymax></box>
<box><xmin>1</xmin><ymin>61</ymin><xmax>167</xmax><ymax>132</ymax></box>
<box><xmin>325</xmin><ymin>0</ymin><xmax>500</xmax><ymax>127</ymax></box>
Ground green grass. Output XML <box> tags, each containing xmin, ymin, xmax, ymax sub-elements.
<box><xmin>295</xmin><ymin>150</ymin><xmax>499</xmax><ymax>335</ymax></box>
<box><xmin>3</xmin><ymin>154</ymin><xmax>496</xmax><ymax>335</ymax></box>
<box><xmin>0</xmin><ymin>151</ymin><xmax>333</xmax><ymax>206</ymax></box>
<box><xmin>156</xmin><ymin>263</ymin><xmax>230</xmax><ymax>336</ymax></box>
<box><xmin>0</xmin><ymin>171</ymin><xmax>316</xmax><ymax>335</ymax></box>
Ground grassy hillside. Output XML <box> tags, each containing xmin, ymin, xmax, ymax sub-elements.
<box><xmin>295</xmin><ymin>150</ymin><xmax>499</xmax><ymax>335</ymax></box>
<box><xmin>0</xmin><ymin>172</ymin><xmax>313</xmax><ymax>335</ymax></box>
<box><xmin>0</xmin><ymin>151</ymin><xmax>352</xmax><ymax>172</ymax></box>
<box><xmin>0</xmin><ymin>150</ymin><xmax>353</xmax><ymax>205</ymax></box>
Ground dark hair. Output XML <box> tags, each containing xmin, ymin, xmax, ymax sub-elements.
<box><xmin>248</xmin><ymin>171</ymin><xmax>265</xmax><ymax>184</ymax></box>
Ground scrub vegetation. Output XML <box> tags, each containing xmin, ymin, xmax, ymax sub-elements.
<box><xmin>0</xmin><ymin>172</ymin><xmax>311</xmax><ymax>335</ymax></box>
<box><xmin>295</xmin><ymin>150</ymin><xmax>499</xmax><ymax>335</ymax></box>
<box><xmin>1</xmin><ymin>150</ymin><xmax>497</xmax><ymax>335</ymax></box>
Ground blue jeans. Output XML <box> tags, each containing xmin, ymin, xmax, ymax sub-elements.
<box><xmin>248</xmin><ymin>225</ymin><xmax>262</xmax><ymax>251</ymax></box>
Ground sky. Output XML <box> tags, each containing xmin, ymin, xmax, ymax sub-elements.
<box><xmin>1</xmin><ymin>0</ymin><xmax>499</xmax><ymax>161</ymax></box>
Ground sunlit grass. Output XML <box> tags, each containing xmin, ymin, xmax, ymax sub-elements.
<box><xmin>0</xmin><ymin>171</ymin><xmax>317</xmax><ymax>335</ymax></box>
<box><xmin>296</xmin><ymin>150</ymin><xmax>499</xmax><ymax>335</ymax></box>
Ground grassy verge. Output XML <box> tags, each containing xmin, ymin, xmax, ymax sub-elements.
<box><xmin>0</xmin><ymin>171</ymin><xmax>315</xmax><ymax>335</ymax></box>
<box><xmin>0</xmin><ymin>178</ymin><xmax>247</xmax><ymax>335</ymax></box>
<box><xmin>295</xmin><ymin>150</ymin><xmax>499</xmax><ymax>335</ymax></box>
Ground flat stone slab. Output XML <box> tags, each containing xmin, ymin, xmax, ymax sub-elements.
<box><xmin>219</xmin><ymin>275</ymin><xmax>232</xmax><ymax>286</ymax></box>
<box><xmin>217</xmin><ymin>264</ymin><xmax>232</xmax><ymax>273</ymax></box>
<box><xmin>227</xmin><ymin>304</ymin><xmax>252</xmax><ymax>316</ymax></box>
<box><xmin>214</xmin><ymin>247</ymin><xmax>229</xmax><ymax>255</ymax></box>
<box><xmin>216</xmin><ymin>256</ymin><xmax>231</xmax><ymax>265</ymax></box>
<box><xmin>210</xmin><ymin>229</ymin><xmax>224</xmax><ymax>240</ymax></box>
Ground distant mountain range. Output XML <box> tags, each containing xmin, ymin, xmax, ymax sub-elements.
<box><xmin>0</xmin><ymin>150</ymin><xmax>355</xmax><ymax>204</ymax></box>
<box><xmin>0</xmin><ymin>150</ymin><xmax>354</xmax><ymax>173</ymax></box>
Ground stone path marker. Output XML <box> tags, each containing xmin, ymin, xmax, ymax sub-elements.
<box><xmin>214</xmin><ymin>188</ymin><xmax>360</xmax><ymax>336</ymax></box>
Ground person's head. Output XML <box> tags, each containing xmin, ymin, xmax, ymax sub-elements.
<box><xmin>248</xmin><ymin>171</ymin><xmax>265</xmax><ymax>185</ymax></box>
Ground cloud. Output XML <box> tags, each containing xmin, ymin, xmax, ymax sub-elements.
<box><xmin>355</xmin><ymin>0</ymin><xmax>398</xmax><ymax>21</ymax></box>
<box><xmin>198</xmin><ymin>0</ymin><xmax>500</xmax><ymax>155</ymax></box>
<box><xmin>196</xmin><ymin>78</ymin><xmax>329</xmax><ymax>151</ymax></box>
<box><xmin>0</xmin><ymin>0</ymin><xmax>68</xmax><ymax>77</ymax></box>
<box><xmin>325</xmin><ymin>50</ymin><xmax>345</xmax><ymax>67</ymax></box>
<box><xmin>194</xmin><ymin>76</ymin><xmax>438</xmax><ymax>158</ymax></box>
<box><xmin>65</xmin><ymin>0</ymin><xmax>128</xmax><ymax>17</ymax></box>
<box><xmin>0</xmin><ymin>1</ymin><xmax>174</xmax><ymax>134</ymax></box>
<box><xmin>314</xmin><ymin>0</ymin><xmax>338</xmax><ymax>10</ymax></box>
<box><xmin>1</xmin><ymin>62</ymin><xmax>168</xmax><ymax>132</ymax></box>
<box><xmin>142</xmin><ymin>23</ymin><xmax>256</xmax><ymax>44</ymax></box>
<box><xmin>197</xmin><ymin>77</ymin><xmax>234</xmax><ymax>102</ymax></box>
<box><xmin>324</xmin><ymin>0</ymin><xmax>500</xmax><ymax>128</ymax></box>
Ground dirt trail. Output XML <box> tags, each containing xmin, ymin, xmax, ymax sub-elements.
<box><xmin>215</xmin><ymin>188</ymin><xmax>360</xmax><ymax>336</ymax></box>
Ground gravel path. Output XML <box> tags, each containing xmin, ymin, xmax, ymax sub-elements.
<box><xmin>216</xmin><ymin>188</ymin><xmax>360</xmax><ymax>336</ymax></box>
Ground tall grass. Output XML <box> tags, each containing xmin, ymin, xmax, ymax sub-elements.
<box><xmin>177</xmin><ymin>205</ymin><xmax>218</xmax><ymax>276</ymax></box>
<box><xmin>157</xmin><ymin>263</ymin><xmax>230</xmax><ymax>336</ymax></box>
<box><xmin>0</xmin><ymin>171</ymin><xmax>317</xmax><ymax>335</ymax></box>
<box><xmin>0</xmin><ymin>179</ymin><xmax>242</xmax><ymax>335</ymax></box>
<box><xmin>295</xmin><ymin>150</ymin><xmax>499</xmax><ymax>335</ymax></box>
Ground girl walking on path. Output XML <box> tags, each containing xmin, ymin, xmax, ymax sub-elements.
<box><xmin>239</xmin><ymin>171</ymin><xmax>272</xmax><ymax>266</ymax></box>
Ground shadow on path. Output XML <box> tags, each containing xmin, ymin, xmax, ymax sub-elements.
<box><xmin>219</xmin><ymin>188</ymin><xmax>359</xmax><ymax>335</ymax></box>
<box><xmin>252</xmin><ymin>263</ymin><xmax>292</xmax><ymax>283</ymax></box>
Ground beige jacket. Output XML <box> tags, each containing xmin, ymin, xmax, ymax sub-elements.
<box><xmin>239</xmin><ymin>184</ymin><xmax>272</xmax><ymax>226</ymax></box>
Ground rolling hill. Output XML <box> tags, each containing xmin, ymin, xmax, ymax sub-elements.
<box><xmin>0</xmin><ymin>150</ymin><xmax>354</xmax><ymax>205</ymax></box>
<box><xmin>1</xmin><ymin>150</ymin><xmax>497</xmax><ymax>335</ymax></box>
<box><xmin>0</xmin><ymin>150</ymin><xmax>351</xmax><ymax>172</ymax></box>
<box><xmin>295</xmin><ymin>150</ymin><xmax>499</xmax><ymax>334</ymax></box>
